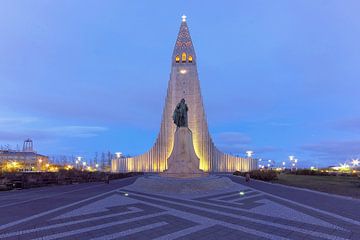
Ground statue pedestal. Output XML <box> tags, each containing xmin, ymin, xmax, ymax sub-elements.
<box><xmin>161</xmin><ymin>127</ymin><xmax>207</xmax><ymax>178</ymax></box>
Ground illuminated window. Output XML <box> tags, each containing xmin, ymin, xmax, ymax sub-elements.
<box><xmin>188</xmin><ymin>55</ymin><xmax>193</xmax><ymax>63</ymax></box>
<box><xmin>175</xmin><ymin>55</ymin><xmax>180</xmax><ymax>63</ymax></box>
<box><xmin>182</xmin><ymin>52</ymin><xmax>187</xmax><ymax>62</ymax></box>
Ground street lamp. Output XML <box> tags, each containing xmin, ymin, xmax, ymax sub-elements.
<box><xmin>246</xmin><ymin>151</ymin><xmax>253</xmax><ymax>158</ymax></box>
<box><xmin>351</xmin><ymin>159</ymin><xmax>359</xmax><ymax>167</ymax></box>
<box><xmin>75</xmin><ymin>156</ymin><xmax>81</xmax><ymax>168</ymax></box>
<box><xmin>115</xmin><ymin>152</ymin><xmax>122</xmax><ymax>159</ymax></box>
<box><xmin>289</xmin><ymin>155</ymin><xmax>298</xmax><ymax>171</ymax></box>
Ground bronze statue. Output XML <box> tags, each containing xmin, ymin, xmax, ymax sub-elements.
<box><xmin>173</xmin><ymin>98</ymin><xmax>188</xmax><ymax>127</ymax></box>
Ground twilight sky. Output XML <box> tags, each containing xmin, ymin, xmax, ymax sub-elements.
<box><xmin>1</xmin><ymin>1</ymin><xmax>360</xmax><ymax>167</ymax></box>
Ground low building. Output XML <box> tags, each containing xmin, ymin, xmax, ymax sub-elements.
<box><xmin>0</xmin><ymin>139</ymin><xmax>49</xmax><ymax>172</ymax></box>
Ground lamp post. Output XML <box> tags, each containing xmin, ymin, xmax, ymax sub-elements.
<box><xmin>82</xmin><ymin>161</ymin><xmax>86</xmax><ymax>170</ymax></box>
<box><xmin>246</xmin><ymin>151</ymin><xmax>253</xmax><ymax>158</ymax></box>
<box><xmin>76</xmin><ymin>156</ymin><xmax>82</xmax><ymax>169</ymax></box>
<box><xmin>115</xmin><ymin>152</ymin><xmax>122</xmax><ymax>159</ymax></box>
<box><xmin>289</xmin><ymin>155</ymin><xmax>298</xmax><ymax>171</ymax></box>
<box><xmin>351</xmin><ymin>159</ymin><xmax>359</xmax><ymax>167</ymax></box>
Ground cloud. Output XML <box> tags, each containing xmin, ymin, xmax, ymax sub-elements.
<box><xmin>0</xmin><ymin>130</ymin><xmax>51</xmax><ymax>141</ymax></box>
<box><xmin>301</xmin><ymin>140</ymin><xmax>360</xmax><ymax>162</ymax></box>
<box><xmin>333</xmin><ymin>118</ymin><xmax>360</xmax><ymax>133</ymax></box>
<box><xmin>48</xmin><ymin>126</ymin><xmax>108</xmax><ymax>138</ymax></box>
<box><xmin>0</xmin><ymin>117</ymin><xmax>38</xmax><ymax>126</ymax></box>
<box><xmin>0</xmin><ymin>114</ymin><xmax>108</xmax><ymax>142</ymax></box>
<box><xmin>213</xmin><ymin>131</ymin><xmax>280</xmax><ymax>156</ymax></box>
<box><xmin>254</xmin><ymin>146</ymin><xmax>281</xmax><ymax>154</ymax></box>
<box><xmin>215</xmin><ymin>132</ymin><xmax>251</xmax><ymax>145</ymax></box>
<box><xmin>0</xmin><ymin>124</ymin><xmax>107</xmax><ymax>142</ymax></box>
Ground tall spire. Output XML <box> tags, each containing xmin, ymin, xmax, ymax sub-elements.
<box><xmin>112</xmin><ymin>16</ymin><xmax>258</xmax><ymax>174</ymax></box>
<box><xmin>173</xmin><ymin>15</ymin><xmax>196</xmax><ymax>65</ymax></box>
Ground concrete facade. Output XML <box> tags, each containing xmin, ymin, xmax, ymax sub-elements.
<box><xmin>112</xmin><ymin>17</ymin><xmax>257</xmax><ymax>173</ymax></box>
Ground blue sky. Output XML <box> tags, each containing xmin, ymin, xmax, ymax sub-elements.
<box><xmin>0</xmin><ymin>1</ymin><xmax>359</xmax><ymax>167</ymax></box>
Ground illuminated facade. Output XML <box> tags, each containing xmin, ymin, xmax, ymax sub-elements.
<box><xmin>112</xmin><ymin>16</ymin><xmax>257</xmax><ymax>173</ymax></box>
<box><xmin>0</xmin><ymin>139</ymin><xmax>49</xmax><ymax>172</ymax></box>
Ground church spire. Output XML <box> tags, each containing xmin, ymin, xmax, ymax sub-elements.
<box><xmin>173</xmin><ymin>15</ymin><xmax>196</xmax><ymax>65</ymax></box>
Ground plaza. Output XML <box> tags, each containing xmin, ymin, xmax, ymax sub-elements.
<box><xmin>0</xmin><ymin>176</ymin><xmax>359</xmax><ymax>240</ymax></box>
<box><xmin>1</xmin><ymin>2</ymin><xmax>360</xmax><ymax>240</ymax></box>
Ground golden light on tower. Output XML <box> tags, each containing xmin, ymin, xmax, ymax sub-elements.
<box><xmin>181</xmin><ymin>15</ymin><xmax>187</xmax><ymax>22</ymax></box>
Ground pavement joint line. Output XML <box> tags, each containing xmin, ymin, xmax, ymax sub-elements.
<box><xmin>127</xmin><ymin>189</ymin><xmax>345</xmax><ymax>231</ymax></box>
<box><xmin>215</xmin><ymin>193</ymin><xmax>262</xmax><ymax>202</ymax></box>
<box><xmin>88</xmin><ymin>222</ymin><xmax>168</xmax><ymax>240</ymax></box>
<box><xmin>124</xmin><ymin>191</ymin><xmax>348</xmax><ymax>240</ymax></box>
<box><xmin>0</xmin><ymin>183</ymin><xmax>106</xmax><ymax>208</ymax></box>
<box><xmin>0</xmin><ymin>207</ymin><xmax>143</xmax><ymax>238</ymax></box>
<box><xmin>228</xmin><ymin>176</ymin><xmax>360</xmax><ymax>226</ymax></box>
<box><xmin>230</xmin><ymin>175</ymin><xmax>360</xmax><ymax>203</ymax></box>
<box><xmin>30</xmin><ymin>212</ymin><xmax>167</xmax><ymax>240</ymax></box>
<box><xmin>0</xmin><ymin>186</ymin><xmax>125</xmax><ymax>231</ymax></box>
<box><xmin>0</xmin><ymin>186</ymin><xmax>69</xmax><ymax>199</ymax></box>
<box><xmin>153</xmin><ymin>225</ymin><xmax>216</xmax><ymax>240</ymax></box>
<box><xmin>123</xmin><ymin>192</ymin><xmax>285</xmax><ymax>240</ymax></box>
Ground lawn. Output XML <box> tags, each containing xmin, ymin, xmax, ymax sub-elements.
<box><xmin>274</xmin><ymin>174</ymin><xmax>360</xmax><ymax>199</ymax></box>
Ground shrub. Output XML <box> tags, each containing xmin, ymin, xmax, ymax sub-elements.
<box><xmin>0</xmin><ymin>171</ymin><xmax>144</xmax><ymax>191</ymax></box>
<box><xmin>233</xmin><ymin>170</ymin><xmax>278</xmax><ymax>181</ymax></box>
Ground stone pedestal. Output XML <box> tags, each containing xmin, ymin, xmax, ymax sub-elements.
<box><xmin>161</xmin><ymin>127</ymin><xmax>206</xmax><ymax>178</ymax></box>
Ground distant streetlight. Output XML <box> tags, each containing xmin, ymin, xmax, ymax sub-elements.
<box><xmin>282</xmin><ymin>162</ymin><xmax>286</xmax><ymax>166</ymax></box>
<box><xmin>115</xmin><ymin>152</ymin><xmax>122</xmax><ymax>159</ymax></box>
<box><xmin>76</xmin><ymin>156</ymin><xmax>81</xmax><ymax>164</ymax></box>
<box><xmin>289</xmin><ymin>155</ymin><xmax>298</xmax><ymax>171</ymax></box>
<box><xmin>246</xmin><ymin>151</ymin><xmax>253</xmax><ymax>158</ymax></box>
<box><xmin>351</xmin><ymin>159</ymin><xmax>359</xmax><ymax>167</ymax></box>
<box><xmin>82</xmin><ymin>161</ymin><xmax>86</xmax><ymax>166</ymax></box>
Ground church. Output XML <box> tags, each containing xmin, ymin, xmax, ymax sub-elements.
<box><xmin>112</xmin><ymin>16</ymin><xmax>258</xmax><ymax>173</ymax></box>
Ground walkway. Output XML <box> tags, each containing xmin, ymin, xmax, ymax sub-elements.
<box><xmin>0</xmin><ymin>175</ymin><xmax>359</xmax><ymax>239</ymax></box>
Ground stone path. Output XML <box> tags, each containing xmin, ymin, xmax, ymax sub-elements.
<box><xmin>0</xmin><ymin>175</ymin><xmax>359</xmax><ymax>239</ymax></box>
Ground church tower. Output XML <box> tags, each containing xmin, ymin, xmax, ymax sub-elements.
<box><xmin>112</xmin><ymin>16</ymin><xmax>257</xmax><ymax>173</ymax></box>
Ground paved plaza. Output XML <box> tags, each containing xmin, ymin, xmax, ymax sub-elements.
<box><xmin>0</xmin><ymin>175</ymin><xmax>359</xmax><ymax>240</ymax></box>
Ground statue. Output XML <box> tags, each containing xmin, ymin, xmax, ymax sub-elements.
<box><xmin>173</xmin><ymin>98</ymin><xmax>188</xmax><ymax>127</ymax></box>
<box><xmin>162</xmin><ymin>97</ymin><xmax>206</xmax><ymax>178</ymax></box>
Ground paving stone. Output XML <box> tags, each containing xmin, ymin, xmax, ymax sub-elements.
<box><xmin>0</xmin><ymin>176</ymin><xmax>359</xmax><ymax>240</ymax></box>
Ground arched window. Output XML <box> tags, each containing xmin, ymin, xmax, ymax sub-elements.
<box><xmin>188</xmin><ymin>55</ymin><xmax>193</xmax><ymax>63</ymax></box>
<box><xmin>175</xmin><ymin>55</ymin><xmax>180</xmax><ymax>63</ymax></box>
<box><xmin>182</xmin><ymin>52</ymin><xmax>187</xmax><ymax>63</ymax></box>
